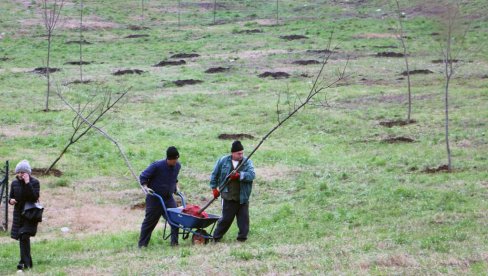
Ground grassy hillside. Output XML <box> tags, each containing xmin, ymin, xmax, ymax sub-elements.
<box><xmin>1</xmin><ymin>0</ymin><xmax>487</xmax><ymax>275</ymax></box>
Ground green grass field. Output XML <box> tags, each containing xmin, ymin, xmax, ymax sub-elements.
<box><xmin>1</xmin><ymin>0</ymin><xmax>487</xmax><ymax>275</ymax></box>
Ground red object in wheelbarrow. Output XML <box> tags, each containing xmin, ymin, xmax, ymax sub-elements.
<box><xmin>146</xmin><ymin>188</ymin><xmax>220</xmax><ymax>244</ymax></box>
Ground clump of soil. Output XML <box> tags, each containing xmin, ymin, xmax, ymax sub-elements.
<box><xmin>218</xmin><ymin>133</ymin><xmax>255</xmax><ymax>140</ymax></box>
<box><xmin>430</xmin><ymin>32</ymin><xmax>440</xmax><ymax>36</ymax></box>
<box><xmin>31</xmin><ymin>67</ymin><xmax>61</xmax><ymax>75</ymax></box>
<box><xmin>300</xmin><ymin>73</ymin><xmax>312</xmax><ymax>78</ymax></box>
<box><xmin>153</xmin><ymin>60</ymin><xmax>186</xmax><ymax>67</ymax></box>
<box><xmin>423</xmin><ymin>165</ymin><xmax>450</xmax><ymax>173</ymax></box>
<box><xmin>173</xmin><ymin>79</ymin><xmax>203</xmax><ymax>87</ymax></box>
<box><xmin>379</xmin><ymin>119</ymin><xmax>416</xmax><ymax>128</ymax></box>
<box><xmin>234</xmin><ymin>29</ymin><xmax>263</xmax><ymax>34</ymax></box>
<box><xmin>482</xmin><ymin>75</ymin><xmax>488</xmax><ymax>79</ymax></box>
<box><xmin>376</xmin><ymin>52</ymin><xmax>404</xmax><ymax>57</ymax></box>
<box><xmin>124</xmin><ymin>34</ymin><xmax>149</xmax><ymax>39</ymax></box>
<box><xmin>64</xmin><ymin>61</ymin><xmax>92</xmax><ymax>65</ymax></box>
<box><xmin>170</xmin><ymin>53</ymin><xmax>200</xmax><ymax>59</ymax></box>
<box><xmin>65</xmin><ymin>40</ymin><xmax>92</xmax><ymax>45</ymax></box>
<box><xmin>65</xmin><ymin>80</ymin><xmax>93</xmax><ymax>85</ymax></box>
<box><xmin>112</xmin><ymin>69</ymin><xmax>145</xmax><ymax>76</ymax></box>
<box><xmin>280</xmin><ymin>35</ymin><xmax>308</xmax><ymax>40</ymax></box>
<box><xmin>205</xmin><ymin>67</ymin><xmax>230</xmax><ymax>73</ymax></box>
<box><xmin>306</xmin><ymin>49</ymin><xmax>335</xmax><ymax>54</ymax></box>
<box><xmin>382</xmin><ymin>136</ymin><xmax>415</xmax><ymax>143</ymax></box>
<box><xmin>258</xmin><ymin>72</ymin><xmax>290</xmax><ymax>79</ymax></box>
<box><xmin>0</xmin><ymin>57</ymin><xmax>10</xmax><ymax>61</ymax></box>
<box><xmin>130</xmin><ymin>202</ymin><xmax>145</xmax><ymax>210</ymax></box>
<box><xmin>293</xmin><ymin>60</ymin><xmax>321</xmax><ymax>65</ymax></box>
<box><xmin>401</xmin><ymin>69</ymin><xmax>433</xmax><ymax>76</ymax></box>
<box><xmin>31</xmin><ymin>168</ymin><xmax>63</xmax><ymax>177</ymax></box>
<box><xmin>374</xmin><ymin>45</ymin><xmax>398</xmax><ymax>49</ymax></box>
<box><xmin>431</xmin><ymin>59</ymin><xmax>459</xmax><ymax>64</ymax></box>
<box><xmin>128</xmin><ymin>25</ymin><xmax>150</xmax><ymax>31</ymax></box>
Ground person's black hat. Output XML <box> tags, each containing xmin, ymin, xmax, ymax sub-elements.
<box><xmin>231</xmin><ymin>140</ymin><xmax>244</xmax><ymax>152</ymax></box>
<box><xmin>166</xmin><ymin>146</ymin><xmax>180</xmax><ymax>160</ymax></box>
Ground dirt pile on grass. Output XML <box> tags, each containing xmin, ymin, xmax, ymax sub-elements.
<box><xmin>124</xmin><ymin>34</ymin><xmax>149</xmax><ymax>39</ymax></box>
<box><xmin>280</xmin><ymin>35</ymin><xmax>308</xmax><ymax>40</ymax></box>
<box><xmin>153</xmin><ymin>60</ymin><xmax>186</xmax><ymax>67</ymax></box>
<box><xmin>376</xmin><ymin>52</ymin><xmax>404</xmax><ymax>57</ymax></box>
<box><xmin>205</xmin><ymin>67</ymin><xmax>230</xmax><ymax>73</ymax></box>
<box><xmin>379</xmin><ymin>119</ymin><xmax>416</xmax><ymax>128</ymax></box>
<box><xmin>258</xmin><ymin>72</ymin><xmax>290</xmax><ymax>79</ymax></box>
<box><xmin>401</xmin><ymin>69</ymin><xmax>433</xmax><ymax>76</ymax></box>
<box><xmin>170</xmin><ymin>53</ymin><xmax>200</xmax><ymax>59</ymax></box>
<box><xmin>112</xmin><ymin>69</ymin><xmax>145</xmax><ymax>76</ymax></box>
<box><xmin>173</xmin><ymin>79</ymin><xmax>203</xmax><ymax>87</ymax></box>
<box><xmin>293</xmin><ymin>60</ymin><xmax>321</xmax><ymax>65</ymax></box>
<box><xmin>218</xmin><ymin>133</ymin><xmax>255</xmax><ymax>140</ymax></box>
<box><xmin>31</xmin><ymin>67</ymin><xmax>61</xmax><ymax>75</ymax></box>
<box><xmin>31</xmin><ymin>168</ymin><xmax>63</xmax><ymax>177</ymax></box>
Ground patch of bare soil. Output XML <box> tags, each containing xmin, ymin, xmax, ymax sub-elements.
<box><xmin>218</xmin><ymin>133</ymin><xmax>255</xmax><ymax>140</ymax></box>
<box><xmin>401</xmin><ymin>69</ymin><xmax>433</xmax><ymax>76</ymax></box>
<box><xmin>280</xmin><ymin>35</ymin><xmax>308</xmax><ymax>40</ymax></box>
<box><xmin>65</xmin><ymin>40</ymin><xmax>92</xmax><ymax>45</ymax></box>
<box><xmin>128</xmin><ymin>25</ymin><xmax>150</xmax><ymax>31</ymax></box>
<box><xmin>234</xmin><ymin>29</ymin><xmax>263</xmax><ymax>34</ymax></box>
<box><xmin>353</xmin><ymin>33</ymin><xmax>397</xmax><ymax>39</ymax></box>
<box><xmin>0</xmin><ymin>57</ymin><xmax>11</xmax><ymax>61</ymax></box>
<box><xmin>258</xmin><ymin>71</ymin><xmax>290</xmax><ymax>79</ymax></box>
<box><xmin>64</xmin><ymin>61</ymin><xmax>92</xmax><ymax>65</ymax></box>
<box><xmin>423</xmin><ymin>165</ymin><xmax>450</xmax><ymax>173</ymax></box>
<box><xmin>153</xmin><ymin>60</ymin><xmax>186</xmax><ymax>67</ymax></box>
<box><xmin>374</xmin><ymin>45</ymin><xmax>398</xmax><ymax>49</ymax></box>
<box><xmin>300</xmin><ymin>73</ymin><xmax>313</xmax><ymax>78</ymax></box>
<box><xmin>173</xmin><ymin>79</ymin><xmax>203</xmax><ymax>87</ymax></box>
<box><xmin>255</xmin><ymin>165</ymin><xmax>302</xmax><ymax>182</ymax></box>
<box><xmin>65</xmin><ymin>80</ymin><xmax>93</xmax><ymax>85</ymax></box>
<box><xmin>374</xmin><ymin>254</ymin><xmax>418</xmax><ymax>267</ymax></box>
<box><xmin>431</xmin><ymin>59</ymin><xmax>459</xmax><ymax>64</ymax></box>
<box><xmin>205</xmin><ymin>67</ymin><xmax>230</xmax><ymax>73</ymax></box>
<box><xmin>482</xmin><ymin>75</ymin><xmax>488</xmax><ymax>79</ymax></box>
<box><xmin>379</xmin><ymin>119</ymin><xmax>416</xmax><ymax>128</ymax></box>
<box><xmin>376</xmin><ymin>52</ymin><xmax>404</xmax><ymax>57</ymax></box>
<box><xmin>293</xmin><ymin>60</ymin><xmax>321</xmax><ymax>65</ymax></box>
<box><xmin>31</xmin><ymin>168</ymin><xmax>63</xmax><ymax>177</ymax></box>
<box><xmin>31</xmin><ymin>67</ymin><xmax>61</xmax><ymax>75</ymax></box>
<box><xmin>112</xmin><ymin>69</ymin><xmax>145</xmax><ymax>76</ymax></box>
<box><xmin>382</xmin><ymin>137</ymin><xmax>415</xmax><ymax>143</ymax></box>
<box><xmin>124</xmin><ymin>34</ymin><xmax>149</xmax><ymax>39</ymax></box>
<box><xmin>306</xmin><ymin>49</ymin><xmax>336</xmax><ymax>54</ymax></box>
<box><xmin>170</xmin><ymin>53</ymin><xmax>200</xmax><ymax>59</ymax></box>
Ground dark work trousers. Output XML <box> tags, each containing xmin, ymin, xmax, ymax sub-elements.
<box><xmin>138</xmin><ymin>196</ymin><xmax>178</xmax><ymax>247</ymax></box>
<box><xmin>19</xmin><ymin>234</ymin><xmax>32</xmax><ymax>268</ymax></box>
<box><xmin>213</xmin><ymin>200</ymin><xmax>249</xmax><ymax>241</ymax></box>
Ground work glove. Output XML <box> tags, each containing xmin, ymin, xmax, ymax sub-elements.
<box><xmin>229</xmin><ymin>172</ymin><xmax>240</xmax><ymax>180</ymax></box>
<box><xmin>212</xmin><ymin>188</ymin><xmax>220</xmax><ymax>199</ymax></box>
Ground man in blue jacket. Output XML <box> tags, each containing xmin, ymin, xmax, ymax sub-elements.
<box><xmin>138</xmin><ymin>146</ymin><xmax>181</xmax><ymax>247</ymax></box>
<box><xmin>210</xmin><ymin>141</ymin><xmax>255</xmax><ymax>242</ymax></box>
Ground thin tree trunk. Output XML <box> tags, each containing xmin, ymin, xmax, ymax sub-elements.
<box><xmin>45</xmin><ymin>33</ymin><xmax>52</xmax><ymax>111</ymax></box>
<box><xmin>395</xmin><ymin>0</ymin><xmax>411</xmax><ymax>122</ymax></box>
<box><xmin>213</xmin><ymin>0</ymin><xmax>216</xmax><ymax>24</ymax></box>
<box><xmin>79</xmin><ymin>0</ymin><xmax>83</xmax><ymax>82</ymax></box>
<box><xmin>444</xmin><ymin>74</ymin><xmax>452</xmax><ymax>171</ymax></box>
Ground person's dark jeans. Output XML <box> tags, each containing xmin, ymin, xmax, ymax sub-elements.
<box><xmin>19</xmin><ymin>233</ymin><xmax>32</xmax><ymax>269</ymax></box>
<box><xmin>138</xmin><ymin>196</ymin><xmax>178</xmax><ymax>247</ymax></box>
<box><xmin>213</xmin><ymin>200</ymin><xmax>249</xmax><ymax>241</ymax></box>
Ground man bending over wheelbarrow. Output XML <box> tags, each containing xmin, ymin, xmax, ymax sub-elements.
<box><xmin>138</xmin><ymin>146</ymin><xmax>181</xmax><ymax>247</ymax></box>
<box><xmin>210</xmin><ymin>141</ymin><xmax>255</xmax><ymax>242</ymax></box>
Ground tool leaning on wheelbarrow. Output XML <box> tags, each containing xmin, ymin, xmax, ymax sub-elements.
<box><xmin>145</xmin><ymin>188</ymin><xmax>220</xmax><ymax>244</ymax></box>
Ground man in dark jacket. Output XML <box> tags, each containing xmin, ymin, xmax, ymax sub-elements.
<box><xmin>9</xmin><ymin>160</ymin><xmax>40</xmax><ymax>271</ymax></box>
<box><xmin>210</xmin><ymin>141</ymin><xmax>255</xmax><ymax>242</ymax></box>
<box><xmin>138</xmin><ymin>146</ymin><xmax>181</xmax><ymax>247</ymax></box>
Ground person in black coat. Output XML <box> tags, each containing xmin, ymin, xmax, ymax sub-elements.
<box><xmin>9</xmin><ymin>160</ymin><xmax>40</xmax><ymax>271</ymax></box>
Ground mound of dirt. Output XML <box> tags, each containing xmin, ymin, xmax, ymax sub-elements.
<box><xmin>130</xmin><ymin>202</ymin><xmax>145</xmax><ymax>210</ymax></box>
<box><xmin>306</xmin><ymin>49</ymin><xmax>335</xmax><ymax>54</ymax></box>
<box><xmin>280</xmin><ymin>35</ymin><xmax>308</xmax><ymax>40</ymax></box>
<box><xmin>218</xmin><ymin>133</ymin><xmax>255</xmax><ymax>140</ymax></box>
<box><xmin>173</xmin><ymin>79</ymin><xmax>203</xmax><ymax>87</ymax></box>
<box><xmin>170</xmin><ymin>53</ymin><xmax>200</xmax><ymax>59</ymax></box>
<box><xmin>31</xmin><ymin>168</ymin><xmax>63</xmax><ymax>177</ymax></box>
<box><xmin>430</xmin><ymin>32</ymin><xmax>440</xmax><ymax>36</ymax></box>
<box><xmin>401</xmin><ymin>69</ymin><xmax>433</xmax><ymax>76</ymax></box>
<box><xmin>300</xmin><ymin>73</ymin><xmax>312</xmax><ymax>78</ymax></box>
<box><xmin>373</xmin><ymin>45</ymin><xmax>398</xmax><ymax>49</ymax></box>
<box><xmin>0</xmin><ymin>57</ymin><xmax>10</xmax><ymax>61</ymax></box>
<box><xmin>65</xmin><ymin>40</ymin><xmax>92</xmax><ymax>45</ymax></box>
<box><xmin>258</xmin><ymin>71</ymin><xmax>290</xmax><ymax>79</ymax></box>
<box><xmin>431</xmin><ymin>59</ymin><xmax>459</xmax><ymax>64</ymax></box>
<box><xmin>382</xmin><ymin>137</ymin><xmax>415</xmax><ymax>143</ymax></box>
<box><xmin>379</xmin><ymin>119</ymin><xmax>416</xmax><ymax>128</ymax></box>
<box><xmin>376</xmin><ymin>52</ymin><xmax>404</xmax><ymax>57</ymax></box>
<box><xmin>293</xmin><ymin>60</ymin><xmax>321</xmax><ymax>65</ymax></box>
<box><xmin>65</xmin><ymin>80</ymin><xmax>93</xmax><ymax>85</ymax></box>
<box><xmin>423</xmin><ymin>165</ymin><xmax>450</xmax><ymax>173</ymax></box>
<box><xmin>31</xmin><ymin>67</ymin><xmax>61</xmax><ymax>74</ymax></box>
<box><xmin>128</xmin><ymin>25</ymin><xmax>150</xmax><ymax>31</ymax></box>
<box><xmin>153</xmin><ymin>60</ymin><xmax>186</xmax><ymax>67</ymax></box>
<box><xmin>205</xmin><ymin>67</ymin><xmax>230</xmax><ymax>73</ymax></box>
<box><xmin>234</xmin><ymin>29</ymin><xmax>263</xmax><ymax>34</ymax></box>
<box><xmin>124</xmin><ymin>34</ymin><xmax>149</xmax><ymax>39</ymax></box>
<box><xmin>112</xmin><ymin>69</ymin><xmax>145</xmax><ymax>76</ymax></box>
<box><xmin>64</xmin><ymin>61</ymin><xmax>92</xmax><ymax>65</ymax></box>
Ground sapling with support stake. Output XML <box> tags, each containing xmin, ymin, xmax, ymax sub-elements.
<box><xmin>198</xmin><ymin>32</ymin><xmax>348</xmax><ymax>214</ymax></box>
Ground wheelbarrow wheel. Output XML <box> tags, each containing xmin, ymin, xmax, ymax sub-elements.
<box><xmin>192</xmin><ymin>229</ymin><xmax>209</xmax><ymax>245</ymax></box>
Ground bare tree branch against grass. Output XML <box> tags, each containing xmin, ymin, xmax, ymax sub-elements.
<box><xmin>42</xmin><ymin>0</ymin><xmax>65</xmax><ymax>111</ymax></box>
<box><xmin>46</xmin><ymin>85</ymin><xmax>130</xmax><ymax>174</ymax></box>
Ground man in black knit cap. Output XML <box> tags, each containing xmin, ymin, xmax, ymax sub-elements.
<box><xmin>210</xmin><ymin>141</ymin><xmax>255</xmax><ymax>242</ymax></box>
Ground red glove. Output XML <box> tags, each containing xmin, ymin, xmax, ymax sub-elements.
<box><xmin>230</xmin><ymin>172</ymin><xmax>240</xmax><ymax>180</ymax></box>
<box><xmin>212</xmin><ymin>188</ymin><xmax>220</xmax><ymax>199</ymax></box>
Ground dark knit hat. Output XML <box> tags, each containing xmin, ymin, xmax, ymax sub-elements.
<box><xmin>166</xmin><ymin>146</ymin><xmax>180</xmax><ymax>160</ymax></box>
<box><xmin>231</xmin><ymin>141</ymin><xmax>244</xmax><ymax>152</ymax></box>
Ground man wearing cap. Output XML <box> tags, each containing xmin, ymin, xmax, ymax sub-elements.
<box><xmin>138</xmin><ymin>146</ymin><xmax>181</xmax><ymax>247</ymax></box>
<box><xmin>210</xmin><ymin>140</ymin><xmax>255</xmax><ymax>242</ymax></box>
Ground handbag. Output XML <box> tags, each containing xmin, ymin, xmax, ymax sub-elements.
<box><xmin>22</xmin><ymin>201</ymin><xmax>44</xmax><ymax>222</ymax></box>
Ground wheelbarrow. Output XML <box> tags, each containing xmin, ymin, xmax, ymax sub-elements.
<box><xmin>146</xmin><ymin>188</ymin><xmax>220</xmax><ymax>244</ymax></box>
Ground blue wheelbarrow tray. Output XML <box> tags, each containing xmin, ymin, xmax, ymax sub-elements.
<box><xmin>167</xmin><ymin>207</ymin><xmax>220</xmax><ymax>229</ymax></box>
